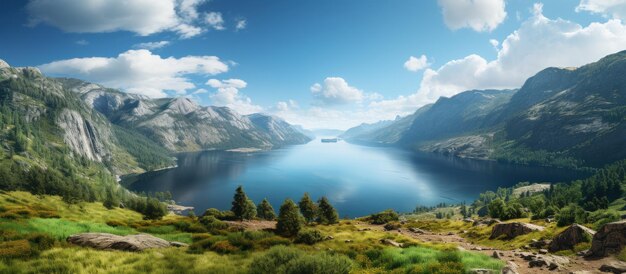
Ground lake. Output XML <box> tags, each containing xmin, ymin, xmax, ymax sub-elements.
<box><xmin>124</xmin><ymin>139</ymin><xmax>588</xmax><ymax>217</ymax></box>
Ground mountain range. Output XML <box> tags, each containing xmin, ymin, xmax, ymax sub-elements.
<box><xmin>342</xmin><ymin>50</ymin><xmax>626</xmax><ymax>168</ymax></box>
<box><xmin>0</xmin><ymin>60</ymin><xmax>311</xmax><ymax>178</ymax></box>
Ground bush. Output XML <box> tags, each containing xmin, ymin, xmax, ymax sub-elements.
<box><xmin>276</xmin><ymin>199</ymin><xmax>303</xmax><ymax>237</ymax></box>
<box><xmin>369</xmin><ymin>210</ymin><xmax>399</xmax><ymax>225</ymax></box>
<box><xmin>384</xmin><ymin>222</ymin><xmax>401</xmax><ymax>231</ymax></box>
<box><xmin>256</xmin><ymin>236</ymin><xmax>292</xmax><ymax>249</ymax></box>
<box><xmin>106</xmin><ymin>220</ymin><xmax>127</xmax><ymax>227</ymax></box>
<box><xmin>557</xmin><ymin>204</ymin><xmax>588</xmax><ymax>227</ymax></box>
<box><xmin>249</xmin><ymin>246</ymin><xmax>353</xmax><ymax>274</ymax></box>
<box><xmin>211</xmin><ymin>240</ymin><xmax>239</xmax><ymax>254</ymax></box>
<box><xmin>199</xmin><ymin>216</ymin><xmax>228</xmax><ymax>232</ymax></box>
<box><xmin>0</xmin><ymin>240</ymin><xmax>33</xmax><ymax>258</ymax></box>
<box><xmin>26</xmin><ymin>233</ymin><xmax>55</xmax><ymax>252</ymax></box>
<box><xmin>295</xmin><ymin>229</ymin><xmax>324</xmax><ymax>245</ymax></box>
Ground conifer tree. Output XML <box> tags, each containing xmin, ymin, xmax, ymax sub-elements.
<box><xmin>276</xmin><ymin>199</ymin><xmax>302</xmax><ymax>237</ymax></box>
<box><xmin>298</xmin><ymin>192</ymin><xmax>317</xmax><ymax>223</ymax></box>
<box><xmin>257</xmin><ymin>198</ymin><xmax>276</xmax><ymax>220</ymax></box>
<box><xmin>317</xmin><ymin>197</ymin><xmax>339</xmax><ymax>224</ymax></box>
<box><xmin>231</xmin><ymin>186</ymin><xmax>249</xmax><ymax>220</ymax></box>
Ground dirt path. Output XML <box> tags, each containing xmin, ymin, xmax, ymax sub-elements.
<box><xmin>355</xmin><ymin>222</ymin><xmax>616</xmax><ymax>274</ymax></box>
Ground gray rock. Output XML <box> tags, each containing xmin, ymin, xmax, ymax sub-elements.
<box><xmin>469</xmin><ymin>269</ymin><xmax>495</xmax><ymax>274</ymax></box>
<box><xmin>490</xmin><ymin>222</ymin><xmax>544</xmax><ymax>239</ymax></box>
<box><xmin>599</xmin><ymin>261</ymin><xmax>626</xmax><ymax>273</ymax></box>
<box><xmin>587</xmin><ymin>220</ymin><xmax>626</xmax><ymax>258</ymax></box>
<box><xmin>380</xmin><ymin>239</ymin><xmax>403</xmax><ymax>247</ymax></box>
<box><xmin>67</xmin><ymin>233</ymin><xmax>184</xmax><ymax>251</ymax></box>
<box><xmin>549</xmin><ymin>224</ymin><xmax>595</xmax><ymax>252</ymax></box>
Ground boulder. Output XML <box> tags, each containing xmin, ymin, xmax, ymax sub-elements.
<box><xmin>490</xmin><ymin>222</ymin><xmax>544</xmax><ymax>239</ymax></box>
<box><xmin>380</xmin><ymin>239</ymin><xmax>403</xmax><ymax>248</ymax></box>
<box><xmin>469</xmin><ymin>269</ymin><xmax>495</xmax><ymax>274</ymax></box>
<box><xmin>67</xmin><ymin>233</ymin><xmax>186</xmax><ymax>251</ymax></box>
<box><xmin>599</xmin><ymin>261</ymin><xmax>626</xmax><ymax>273</ymax></box>
<box><xmin>586</xmin><ymin>220</ymin><xmax>626</xmax><ymax>258</ymax></box>
<box><xmin>548</xmin><ymin>224</ymin><xmax>595</xmax><ymax>252</ymax></box>
<box><xmin>529</xmin><ymin>238</ymin><xmax>551</xmax><ymax>249</ymax></box>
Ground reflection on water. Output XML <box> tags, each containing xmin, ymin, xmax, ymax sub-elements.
<box><xmin>125</xmin><ymin>139</ymin><xmax>589</xmax><ymax>217</ymax></box>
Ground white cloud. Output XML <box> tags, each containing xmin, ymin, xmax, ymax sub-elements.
<box><xmin>489</xmin><ymin>39</ymin><xmax>499</xmax><ymax>49</ymax></box>
<box><xmin>205</xmin><ymin>12</ymin><xmax>225</xmax><ymax>30</ymax></box>
<box><xmin>207</xmin><ymin>79</ymin><xmax>262</xmax><ymax>114</ymax></box>
<box><xmin>133</xmin><ymin>41</ymin><xmax>170</xmax><ymax>50</ymax></box>
<box><xmin>310</xmin><ymin>77</ymin><xmax>364</xmax><ymax>105</ymax></box>
<box><xmin>403</xmin><ymin>55</ymin><xmax>429</xmax><ymax>72</ymax></box>
<box><xmin>75</xmin><ymin>39</ymin><xmax>88</xmax><ymax>46</ymax></box>
<box><xmin>373</xmin><ymin>3</ymin><xmax>626</xmax><ymax>114</ymax></box>
<box><xmin>193</xmin><ymin>88</ymin><xmax>208</xmax><ymax>94</ymax></box>
<box><xmin>577</xmin><ymin>0</ymin><xmax>626</xmax><ymax>19</ymax></box>
<box><xmin>26</xmin><ymin>0</ymin><xmax>212</xmax><ymax>38</ymax></box>
<box><xmin>236</xmin><ymin>19</ymin><xmax>247</xmax><ymax>30</ymax></box>
<box><xmin>39</xmin><ymin>49</ymin><xmax>229</xmax><ymax>98</ymax></box>
<box><xmin>437</xmin><ymin>0</ymin><xmax>507</xmax><ymax>32</ymax></box>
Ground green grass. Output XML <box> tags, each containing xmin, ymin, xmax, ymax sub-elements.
<box><xmin>0</xmin><ymin>218</ymin><xmax>136</xmax><ymax>240</ymax></box>
<box><xmin>0</xmin><ymin>247</ymin><xmax>250</xmax><ymax>274</ymax></box>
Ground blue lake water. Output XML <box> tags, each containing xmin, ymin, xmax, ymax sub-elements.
<box><xmin>125</xmin><ymin>139</ymin><xmax>588</xmax><ymax>217</ymax></box>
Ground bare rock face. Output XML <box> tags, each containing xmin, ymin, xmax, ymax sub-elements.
<box><xmin>586</xmin><ymin>220</ymin><xmax>626</xmax><ymax>258</ymax></box>
<box><xmin>57</xmin><ymin>109</ymin><xmax>111</xmax><ymax>162</ymax></box>
<box><xmin>490</xmin><ymin>222</ymin><xmax>544</xmax><ymax>239</ymax></box>
<box><xmin>67</xmin><ymin>233</ymin><xmax>186</xmax><ymax>251</ymax></box>
<box><xmin>548</xmin><ymin>224</ymin><xmax>595</xmax><ymax>252</ymax></box>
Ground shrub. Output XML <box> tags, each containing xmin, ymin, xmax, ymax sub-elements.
<box><xmin>256</xmin><ymin>236</ymin><xmax>292</xmax><ymax>249</ymax></box>
<box><xmin>369</xmin><ymin>210</ymin><xmax>399</xmax><ymax>225</ymax></box>
<box><xmin>249</xmin><ymin>246</ymin><xmax>353</xmax><ymax>274</ymax></box>
<box><xmin>199</xmin><ymin>216</ymin><xmax>228</xmax><ymax>232</ymax></box>
<box><xmin>106</xmin><ymin>220</ymin><xmax>127</xmax><ymax>227</ymax></box>
<box><xmin>0</xmin><ymin>240</ymin><xmax>33</xmax><ymax>258</ymax></box>
<box><xmin>211</xmin><ymin>240</ymin><xmax>239</xmax><ymax>254</ymax></box>
<box><xmin>557</xmin><ymin>204</ymin><xmax>588</xmax><ymax>227</ymax></box>
<box><xmin>295</xmin><ymin>229</ymin><xmax>324</xmax><ymax>245</ymax></box>
<box><xmin>26</xmin><ymin>233</ymin><xmax>55</xmax><ymax>252</ymax></box>
<box><xmin>588</xmin><ymin>210</ymin><xmax>621</xmax><ymax>230</ymax></box>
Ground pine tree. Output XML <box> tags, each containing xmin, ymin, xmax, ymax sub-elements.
<box><xmin>257</xmin><ymin>198</ymin><xmax>276</xmax><ymax>220</ymax></box>
<box><xmin>276</xmin><ymin>199</ymin><xmax>302</xmax><ymax>237</ymax></box>
<box><xmin>317</xmin><ymin>197</ymin><xmax>339</xmax><ymax>224</ymax></box>
<box><xmin>103</xmin><ymin>188</ymin><xmax>117</xmax><ymax>209</ymax></box>
<box><xmin>242</xmin><ymin>198</ymin><xmax>257</xmax><ymax>220</ymax></box>
<box><xmin>231</xmin><ymin>186</ymin><xmax>249</xmax><ymax>220</ymax></box>
<box><xmin>298</xmin><ymin>192</ymin><xmax>317</xmax><ymax>223</ymax></box>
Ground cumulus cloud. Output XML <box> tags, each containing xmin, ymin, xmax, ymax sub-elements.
<box><xmin>205</xmin><ymin>12</ymin><xmax>225</xmax><ymax>30</ymax></box>
<box><xmin>207</xmin><ymin>79</ymin><xmax>262</xmax><ymax>114</ymax></box>
<box><xmin>39</xmin><ymin>49</ymin><xmax>229</xmax><ymax>98</ymax></box>
<box><xmin>404</xmin><ymin>55</ymin><xmax>429</xmax><ymax>72</ymax></box>
<box><xmin>26</xmin><ymin>0</ymin><xmax>215</xmax><ymax>38</ymax></box>
<box><xmin>310</xmin><ymin>77</ymin><xmax>365</xmax><ymax>105</ymax></box>
<box><xmin>236</xmin><ymin>19</ymin><xmax>247</xmax><ymax>30</ymax></box>
<box><xmin>437</xmin><ymin>0</ymin><xmax>507</xmax><ymax>32</ymax></box>
<box><xmin>373</xmin><ymin>3</ymin><xmax>626</xmax><ymax>114</ymax></box>
<box><xmin>577</xmin><ymin>0</ymin><xmax>626</xmax><ymax>19</ymax></box>
<box><xmin>133</xmin><ymin>41</ymin><xmax>170</xmax><ymax>50</ymax></box>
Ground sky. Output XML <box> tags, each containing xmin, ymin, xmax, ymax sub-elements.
<box><xmin>0</xmin><ymin>0</ymin><xmax>625</xmax><ymax>130</ymax></box>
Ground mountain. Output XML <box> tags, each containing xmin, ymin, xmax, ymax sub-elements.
<box><xmin>58</xmin><ymin>79</ymin><xmax>312</xmax><ymax>152</ymax></box>
<box><xmin>343</xmin><ymin>51</ymin><xmax>626</xmax><ymax>168</ymax></box>
<box><xmin>0</xmin><ymin>59</ymin><xmax>311</xmax><ymax>204</ymax></box>
<box><xmin>310</xmin><ymin>128</ymin><xmax>344</xmax><ymax>137</ymax></box>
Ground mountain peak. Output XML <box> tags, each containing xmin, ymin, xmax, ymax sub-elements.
<box><xmin>0</xmin><ymin>59</ymin><xmax>9</xmax><ymax>69</ymax></box>
<box><xmin>166</xmin><ymin>97</ymin><xmax>199</xmax><ymax>115</ymax></box>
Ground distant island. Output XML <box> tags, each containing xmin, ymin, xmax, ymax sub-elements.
<box><xmin>321</xmin><ymin>138</ymin><xmax>339</xmax><ymax>143</ymax></box>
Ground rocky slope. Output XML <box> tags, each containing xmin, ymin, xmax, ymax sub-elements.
<box><xmin>343</xmin><ymin>50</ymin><xmax>626</xmax><ymax>167</ymax></box>
<box><xmin>58</xmin><ymin>79</ymin><xmax>311</xmax><ymax>152</ymax></box>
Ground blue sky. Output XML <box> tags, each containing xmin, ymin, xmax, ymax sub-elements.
<box><xmin>0</xmin><ymin>0</ymin><xmax>625</xmax><ymax>129</ymax></box>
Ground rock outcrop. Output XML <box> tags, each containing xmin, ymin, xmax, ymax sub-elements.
<box><xmin>57</xmin><ymin>109</ymin><xmax>111</xmax><ymax>162</ymax></box>
<box><xmin>67</xmin><ymin>233</ymin><xmax>186</xmax><ymax>251</ymax></box>
<box><xmin>490</xmin><ymin>222</ymin><xmax>544</xmax><ymax>239</ymax></box>
<box><xmin>586</xmin><ymin>220</ymin><xmax>626</xmax><ymax>258</ymax></box>
<box><xmin>548</xmin><ymin>224</ymin><xmax>595</xmax><ymax>252</ymax></box>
